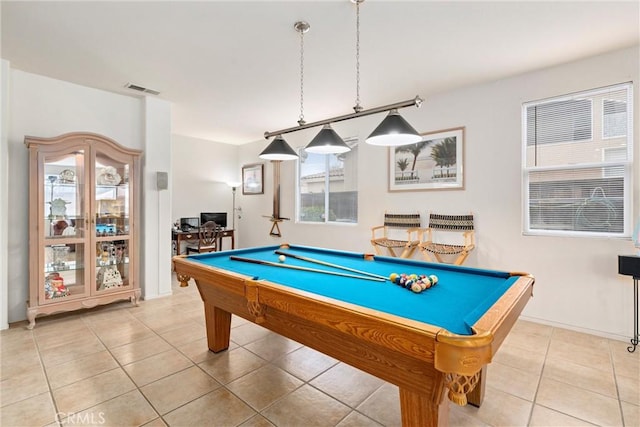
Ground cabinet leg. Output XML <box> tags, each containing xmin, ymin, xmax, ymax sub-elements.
<box><xmin>131</xmin><ymin>289</ymin><xmax>141</xmax><ymax>306</ymax></box>
<box><xmin>26</xmin><ymin>308</ymin><xmax>37</xmax><ymax>330</ymax></box>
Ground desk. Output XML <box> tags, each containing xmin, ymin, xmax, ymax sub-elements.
<box><xmin>173</xmin><ymin>244</ymin><xmax>534</xmax><ymax>426</ymax></box>
<box><xmin>172</xmin><ymin>228</ymin><xmax>234</xmax><ymax>254</ymax></box>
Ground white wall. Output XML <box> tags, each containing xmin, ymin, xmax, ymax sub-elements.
<box><xmin>4</xmin><ymin>69</ymin><xmax>165</xmax><ymax>323</ymax></box>
<box><xmin>141</xmin><ymin>97</ymin><xmax>173</xmax><ymax>299</ymax></box>
<box><xmin>171</xmin><ymin>134</ymin><xmax>239</xmax><ymax>250</ymax></box>
<box><xmin>1</xmin><ymin>60</ymin><xmax>9</xmax><ymax>329</ymax></box>
<box><xmin>235</xmin><ymin>46</ymin><xmax>639</xmax><ymax>341</ymax></box>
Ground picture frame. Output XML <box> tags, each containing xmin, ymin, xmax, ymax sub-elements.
<box><xmin>388</xmin><ymin>126</ymin><xmax>465</xmax><ymax>192</ymax></box>
<box><xmin>242</xmin><ymin>163</ymin><xmax>264</xmax><ymax>195</ymax></box>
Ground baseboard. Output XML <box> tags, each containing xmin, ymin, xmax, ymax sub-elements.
<box><xmin>520</xmin><ymin>314</ymin><xmax>630</xmax><ymax>343</ymax></box>
<box><xmin>141</xmin><ymin>290</ymin><xmax>173</xmax><ymax>300</ymax></box>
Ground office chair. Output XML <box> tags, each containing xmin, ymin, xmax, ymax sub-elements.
<box><xmin>185</xmin><ymin>221</ymin><xmax>219</xmax><ymax>254</ymax></box>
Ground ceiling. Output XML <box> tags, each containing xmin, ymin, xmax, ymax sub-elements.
<box><xmin>2</xmin><ymin>1</ymin><xmax>638</xmax><ymax>145</ymax></box>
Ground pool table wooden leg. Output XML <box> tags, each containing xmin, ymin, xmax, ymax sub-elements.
<box><xmin>204</xmin><ymin>303</ymin><xmax>231</xmax><ymax>352</ymax></box>
<box><xmin>466</xmin><ymin>365</ymin><xmax>486</xmax><ymax>407</ymax></box>
<box><xmin>399</xmin><ymin>388</ymin><xmax>449</xmax><ymax>427</ymax></box>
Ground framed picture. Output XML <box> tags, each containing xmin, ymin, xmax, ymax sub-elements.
<box><xmin>388</xmin><ymin>127</ymin><xmax>465</xmax><ymax>192</ymax></box>
<box><xmin>242</xmin><ymin>163</ymin><xmax>264</xmax><ymax>195</ymax></box>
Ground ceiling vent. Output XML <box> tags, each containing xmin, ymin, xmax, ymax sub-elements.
<box><xmin>124</xmin><ymin>82</ymin><xmax>160</xmax><ymax>96</ymax></box>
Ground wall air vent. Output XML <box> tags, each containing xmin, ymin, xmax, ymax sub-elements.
<box><xmin>124</xmin><ymin>83</ymin><xmax>160</xmax><ymax>95</ymax></box>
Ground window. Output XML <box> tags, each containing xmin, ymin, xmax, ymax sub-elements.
<box><xmin>297</xmin><ymin>138</ymin><xmax>358</xmax><ymax>224</ymax></box>
<box><xmin>523</xmin><ymin>83</ymin><xmax>633</xmax><ymax>237</ymax></box>
<box><xmin>525</xmin><ymin>99</ymin><xmax>592</xmax><ymax>146</ymax></box>
<box><xmin>603</xmin><ymin>99</ymin><xmax>627</xmax><ymax>139</ymax></box>
<box><xmin>602</xmin><ymin>147</ymin><xmax>626</xmax><ymax>178</ymax></box>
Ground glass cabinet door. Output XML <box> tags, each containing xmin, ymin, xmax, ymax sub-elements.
<box><xmin>95</xmin><ymin>240</ymin><xmax>130</xmax><ymax>290</ymax></box>
<box><xmin>43</xmin><ymin>243</ymin><xmax>86</xmax><ymax>300</ymax></box>
<box><xmin>42</xmin><ymin>150</ymin><xmax>88</xmax><ymax>301</ymax></box>
<box><xmin>94</xmin><ymin>152</ymin><xmax>131</xmax><ymax>292</ymax></box>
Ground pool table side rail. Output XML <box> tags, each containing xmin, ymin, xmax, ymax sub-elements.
<box><xmin>433</xmin><ymin>272</ymin><xmax>534</xmax><ymax>372</ymax></box>
<box><xmin>296</xmin><ymin>244</ymin><xmax>514</xmax><ymax>279</ymax></box>
<box><xmin>473</xmin><ymin>273</ymin><xmax>534</xmax><ymax>353</ymax></box>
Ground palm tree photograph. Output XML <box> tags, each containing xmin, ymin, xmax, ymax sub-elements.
<box><xmin>389</xmin><ymin>127</ymin><xmax>465</xmax><ymax>191</ymax></box>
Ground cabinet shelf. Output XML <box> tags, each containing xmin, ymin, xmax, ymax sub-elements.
<box><xmin>26</xmin><ymin>132</ymin><xmax>141</xmax><ymax>329</ymax></box>
<box><xmin>45</xmin><ymin>261</ymin><xmax>83</xmax><ymax>274</ymax></box>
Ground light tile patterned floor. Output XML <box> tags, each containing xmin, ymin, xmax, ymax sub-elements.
<box><xmin>1</xmin><ymin>274</ymin><xmax>638</xmax><ymax>427</ymax></box>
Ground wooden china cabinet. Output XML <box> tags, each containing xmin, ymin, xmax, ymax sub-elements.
<box><xmin>25</xmin><ymin>132</ymin><xmax>141</xmax><ymax>329</ymax></box>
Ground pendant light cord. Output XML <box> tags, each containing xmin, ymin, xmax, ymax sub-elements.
<box><xmin>354</xmin><ymin>0</ymin><xmax>363</xmax><ymax>113</ymax></box>
<box><xmin>298</xmin><ymin>23</ymin><xmax>307</xmax><ymax>125</ymax></box>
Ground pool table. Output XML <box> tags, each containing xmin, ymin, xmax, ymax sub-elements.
<box><xmin>173</xmin><ymin>244</ymin><xmax>534</xmax><ymax>426</ymax></box>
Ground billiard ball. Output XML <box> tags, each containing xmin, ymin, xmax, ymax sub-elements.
<box><xmin>279</xmin><ymin>255</ymin><xmax>286</xmax><ymax>262</ymax></box>
<box><xmin>429</xmin><ymin>274</ymin><xmax>438</xmax><ymax>285</ymax></box>
<box><xmin>411</xmin><ymin>283</ymin><xmax>422</xmax><ymax>293</ymax></box>
<box><xmin>389</xmin><ymin>273</ymin><xmax>398</xmax><ymax>282</ymax></box>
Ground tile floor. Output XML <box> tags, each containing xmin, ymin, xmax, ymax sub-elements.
<box><xmin>1</xmin><ymin>274</ymin><xmax>638</xmax><ymax>427</ymax></box>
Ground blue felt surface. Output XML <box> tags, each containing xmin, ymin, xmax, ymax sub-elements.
<box><xmin>187</xmin><ymin>245</ymin><xmax>517</xmax><ymax>335</ymax></box>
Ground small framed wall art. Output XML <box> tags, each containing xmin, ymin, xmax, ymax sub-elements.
<box><xmin>242</xmin><ymin>163</ymin><xmax>264</xmax><ymax>195</ymax></box>
<box><xmin>389</xmin><ymin>126</ymin><xmax>465</xmax><ymax>192</ymax></box>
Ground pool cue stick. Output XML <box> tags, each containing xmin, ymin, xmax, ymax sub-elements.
<box><xmin>229</xmin><ymin>256</ymin><xmax>385</xmax><ymax>282</ymax></box>
<box><xmin>274</xmin><ymin>250</ymin><xmax>387</xmax><ymax>281</ymax></box>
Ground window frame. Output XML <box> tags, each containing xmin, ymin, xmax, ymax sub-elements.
<box><xmin>522</xmin><ymin>82</ymin><xmax>633</xmax><ymax>238</ymax></box>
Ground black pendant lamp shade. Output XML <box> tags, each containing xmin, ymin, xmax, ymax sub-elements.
<box><xmin>366</xmin><ymin>109</ymin><xmax>422</xmax><ymax>146</ymax></box>
<box><xmin>305</xmin><ymin>124</ymin><xmax>351</xmax><ymax>154</ymax></box>
<box><xmin>259</xmin><ymin>135</ymin><xmax>298</xmax><ymax>161</ymax></box>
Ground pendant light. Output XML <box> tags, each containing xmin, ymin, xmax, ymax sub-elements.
<box><xmin>366</xmin><ymin>109</ymin><xmax>422</xmax><ymax>146</ymax></box>
<box><xmin>263</xmin><ymin>0</ymin><xmax>423</xmax><ymax>148</ymax></box>
<box><xmin>305</xmin><ymin>124</ymin><xmax>351</xmax><ymax>154</ymax></box>
<box><xmin>259</xmin><ymin>135</ymin><xmax>298</xmax><ymax>161</ymax></box>
<box><xmin>355</xmin><ymin>0</ymin><xmax>421</xmax><ymax>146</ymax></box>
<box><xmin>300</xmin><ymin>22</ymin><xmax>351</xmax><ymax>154</ymax></box>
<box><xmin>259</xmin><ymin>22</ymin><xmax>305</xmax><ymax>161</ymax></box>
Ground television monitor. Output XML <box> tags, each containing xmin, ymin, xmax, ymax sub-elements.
<box><xmin>180</xmin><ymin>217</ymin><xmax>200</xmax><ymax>231</ymax></box>
<box><xmin>200</xmin><ymin>212</ymin><xmax>227</xmax><ymax>229</ymax></box>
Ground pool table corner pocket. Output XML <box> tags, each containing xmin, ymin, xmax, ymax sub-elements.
<box><xmin>434</xmin><ymin>328</ymin><xmax>493</xmax><ymax>406</ymax></box>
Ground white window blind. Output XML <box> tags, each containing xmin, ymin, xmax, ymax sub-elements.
<box><xmin>523</xmin><ymin>83</ymin><xmax>633</xmax><ymax>237</ymax></box>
